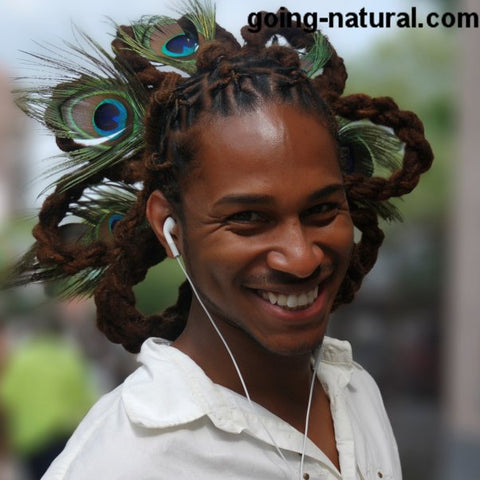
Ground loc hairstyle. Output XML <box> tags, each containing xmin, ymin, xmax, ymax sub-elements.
<box><xmin>7</xmin><ymin>1</ymin><xmax>433</xmax><ymax>352</ymax></box>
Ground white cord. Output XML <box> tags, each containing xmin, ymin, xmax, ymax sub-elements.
<box><xmin>174</xmin><ymin>255</ymin><xmax>318</xmax><ymax>480</ymax></box>
<box><xmin>299</xmin><ymin>350</ymin><xmax>321</xmax><ymax>479</ymax></box>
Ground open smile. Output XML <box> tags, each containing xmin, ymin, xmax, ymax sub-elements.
<box><xmin>257</xmin><ymin>286</ymin><xmax>319</xmax><ymax>311</ymax></box>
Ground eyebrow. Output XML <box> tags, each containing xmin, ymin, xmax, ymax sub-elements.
<box><xmin>213</xmin><ymin>184</ymin><xmax>345</xmax><ymax>207</ymax></box>
<box><xmin>307</xmin><ymin>184</ymin><xmax>345</xmax><ymax>202</ymax></box>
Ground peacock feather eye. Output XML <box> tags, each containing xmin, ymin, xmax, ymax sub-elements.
<box><xmin>108</xmin><ymin>213</ymin><xmax>124</xmax><ymax>233</ymax></box>
<box><xmin>161</xmin><ymin>33</ymin><xmax>198</xmax><ymax>57</ymax></box>
<box><xmin>123</xmin><ymin>8</ymin><xmax>216</xmax><ymax>74</ymax></box>
<box><xmin>92</xmin><ymin>99</ymin><xmax>128</xmax><ymax>137</ymax></box>
<box><xmin>60</xmin><ymin>92</ymin><xmax>135</xmax><ymax>145</ymax></box>
<box><xmin>143</xmin><ymin>21</ymin><xmax>203</xmax><ymax>64</ymax></box>
<box><xmin>94</xmin><ymin>212</ymin><xmax>125</xmax><ymax>246</ymax></box>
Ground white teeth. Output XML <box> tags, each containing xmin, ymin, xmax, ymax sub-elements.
<box><xmin>259</xmin><ymin>286</ymin><xmax>319</xmax><ymax>310</ymax></box>
<box><xmin>298</xmin><ymin>293</ymin><xmax>308</xmax><ymax>306</ymax></box>
<box><xmin>286</xmin><ymin>295</ymin><xmax>298</xmax><ymax>308</ymax></box>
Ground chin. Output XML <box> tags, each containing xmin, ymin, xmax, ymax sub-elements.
<box><xmin>254</xmin><ymin>330</ymin><xmax>326</xmax><ymax>357</ymax></box>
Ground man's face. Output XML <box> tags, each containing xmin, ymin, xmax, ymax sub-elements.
<box><xmin>177</xmin><ymin>103</ymin><xmax>354</xmax><ymax>356</ymax></box>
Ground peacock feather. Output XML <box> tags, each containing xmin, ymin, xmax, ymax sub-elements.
<box><xmin>15</xmin><ymin>31</ymin><xmax>148</xmax><ymax>193</ymax></box>
<box><xmin>7</xmin><ymin>183</ymin><xmax>139</xmax><ymax>298</ymax></box>
<box><xmin>301</xmin><ymin>31</ymin><xmax>332</xmax><ymax>78</ymax></box>
<box><xmin>337</xmin><ymin>117</ymin><xmax>403</xmax><ymax>177</ymax></box>
<box><xmin>337</xmin><ymin>118</ymin><xmax>404</xmax><ymax>222</ymax></box>
<box><xmin>117</xmin><ymin>0</ymin><xmax>216</xmax><ymax>75</ymax></box>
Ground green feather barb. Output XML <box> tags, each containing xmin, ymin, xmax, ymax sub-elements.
<box><xmin>338</xmin><ymin>118</ymin><xmax>404</xmax><ymax>222</ymax></box>
<box><xmin>181</xmin><ymin>0</ymin><xmax>216</xmax><ymax>40</ymax></box>
<box><xmin>338</xmin><ymin>117</ymin><xmax>404</xmax><ymax>177</ymax></box>
<box><xmin>301</xmin><ymin>31</ymin><xmax>332</xmax><ymax>78</ymax></box>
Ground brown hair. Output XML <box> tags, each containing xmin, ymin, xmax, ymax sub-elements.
<box><xmin>14</xmin><ymin>9</ymin><xmax>433</xmax><ymax>353</ymax></box>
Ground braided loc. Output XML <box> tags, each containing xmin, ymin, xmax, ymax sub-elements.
<box><xmin>333</xmin><ymin>94</ymin><xmax>433</xmax><ymax>307</ymax></box>
<box><xmin>93</xmin><ymin>18</ymin><xmax>243</xmax><ymax>352</ymax></box>
<box><xmin>239</xmin><ymin>9</ymin><xmax>347</xmax><ymax>101</ymax></box>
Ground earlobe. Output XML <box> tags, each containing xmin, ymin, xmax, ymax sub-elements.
<box><xmin>146</xmin><ymin>190</ymin><xmax>179</xmax><ymax>258</ymax></box>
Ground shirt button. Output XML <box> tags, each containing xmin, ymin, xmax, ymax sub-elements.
<box><xmin>303</xmin><ymin>474</ymin><xmax>310</xmax><ymax>480</ymax></box>
<box><xmin>377</xmin><ymin>472</ymin><xmax>383</xmax><ymax>478</ymax></box>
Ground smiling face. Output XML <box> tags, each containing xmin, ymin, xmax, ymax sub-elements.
<box><xmin>151</xmin><ymin>102</ymin><xmax>354</xmax><ymax>356</ymax></box>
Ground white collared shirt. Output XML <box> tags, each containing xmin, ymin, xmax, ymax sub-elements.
<box><xmin>42</xmin><ymin>337</ymin><xmax>401</xmax><ymax>480</ymax></box>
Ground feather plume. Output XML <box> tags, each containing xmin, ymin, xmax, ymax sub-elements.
<box><xmin>338</xmin><ymin>118</ymin><xmax>404</xmax><ymax>222</ymax></box>
<box><xmin>337</xmin><ymin>117</ymin><xmax>403</xmax><ymax>177</ymax></box>
<box><xmin>118</xmin><ymin>0</ymin><xmax>216</xmax><ymax>74</ymax></box>
<box><xmin>6</xmin><ymin>183</ymin><xmax>140</xmax><ymax>298</ymax></box>
<box><xmin>14</xmin><ymin>31</ymin><xmax>148</xmax><ymax>193</ymax></box>
<box><xmin>180</xmin><ymin>0</ymin><xmax>216</xmax><ymax>40</ymax></box>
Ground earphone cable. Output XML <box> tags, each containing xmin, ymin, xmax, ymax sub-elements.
<box><xmin>300</xmin><ymin>351</ymin><xmax>321</xmax><ymax>478</ymax></box>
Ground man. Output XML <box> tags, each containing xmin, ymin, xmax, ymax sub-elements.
<box><xmin>8</xmin><ymin>3</ymin><xmax>433</xmax><ymax>479</ymax></box>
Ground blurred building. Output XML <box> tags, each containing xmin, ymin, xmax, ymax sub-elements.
<box><xmin>442</xmin><ymin>0</ymin><xmax>480</xmax><ymax>477</ymax></box>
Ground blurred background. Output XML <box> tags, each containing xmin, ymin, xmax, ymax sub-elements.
<box><xmin>0</xmin><ymin>0</ymin><xmax>478</xmax><ymax>478</ymax></box>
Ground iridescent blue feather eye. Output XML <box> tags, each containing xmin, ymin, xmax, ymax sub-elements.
<box><xmin>161</xmin><ymin>34</ymin><xmax>198</xmax><ymax>58</ymax></box>
<box><xmin>108</xmin><ymin>213</ymin><xmax>124</xmax><ymax>233</ymax></box>
<box><xmin>93</xmin><ymin>99</ymin><xmax>128</xmax><ymax>137</ymax></box>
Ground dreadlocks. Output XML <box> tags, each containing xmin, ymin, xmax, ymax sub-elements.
<box><xmin>8</xmin><ymin>5</ymin><xmax>433</xmax><ymax>353</ymax></box>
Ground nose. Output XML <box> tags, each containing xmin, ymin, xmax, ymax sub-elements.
<box><xmin>265</xmin><ymin>221</ymin><xmax>325</xmax><ymax>279</ymax></box>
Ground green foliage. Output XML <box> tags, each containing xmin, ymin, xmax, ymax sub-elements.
<box><xmin>133</xmin><ymin>258</ymin><xmax>185</xmax><ymax>315</ymax></box>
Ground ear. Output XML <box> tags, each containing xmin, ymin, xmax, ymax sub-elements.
<box><xmin>146</xmin><ymin>190</ymin><xmax>180</xmax><ymax>258</ymax></box>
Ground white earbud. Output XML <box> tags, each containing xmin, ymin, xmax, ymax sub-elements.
<box><xmin>163</xmin><ymin>216</ymin><xmax>180</xmax><ymax>258</ymax></box>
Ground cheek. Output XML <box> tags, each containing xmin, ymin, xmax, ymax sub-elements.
<box><xmin>340</xmin><ymin>219</ymin><xmax>355</xmax><ymax>254</ymax></box>
<box><xmin>326</xmin><ymin>216</ymin><xmax>355</xmax><ymax>268</ymax></box>
<box><xmin>320</xmin><ymin>211</ymin><xmax>354</xmax><ymax>243</ymax></box>
<box><xmin>182</xmin><ymin>230</ymin><xmax>248</xmax><ymax>289</ymax></box>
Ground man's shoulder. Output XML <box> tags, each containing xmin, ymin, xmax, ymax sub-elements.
<box><xmin>41</xmin><ymin>339</ymin><xmax>215</xmax><ymax>479</ymax></box>
<box><xmin>41</xmin><ymin>384</ymin><xmax>126</xmax><ymax>479</ymax></box>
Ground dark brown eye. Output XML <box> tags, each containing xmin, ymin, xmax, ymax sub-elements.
<box><xmin>228</xmin><ymin>211</ymin><xmax>265</xmax><ymax>223</ymax></box>
<box><xmin>303</xmin><ymin>203</ymin><xmax>340</xmax><ymax>223</ymax></box>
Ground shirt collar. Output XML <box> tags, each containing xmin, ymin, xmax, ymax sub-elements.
<box><xmin>316</xmin><ymin>336</ymin><xmax>354</xmax><ymax>395</ymax></box>
<box><xmin>122</xmin><ymin>335</ymin><xmax>354</xmax><ymax>432</ymax></box>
